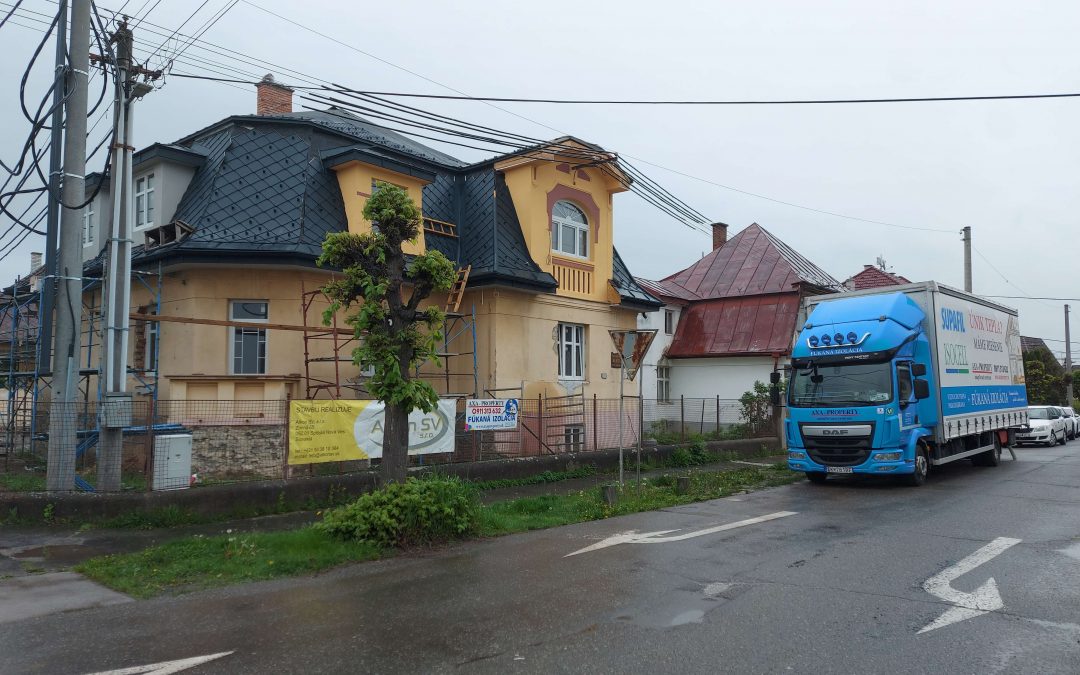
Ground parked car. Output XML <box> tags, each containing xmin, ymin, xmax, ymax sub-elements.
<box><xmin>1015</xmin><ymin>406</ymin><xmax>1067</xmax><ymax>446</ymax></box>
<box><xmin>1062</xmin><ymin>406</ymin><xmax>1079</xmax><ymax>440</ymax></box>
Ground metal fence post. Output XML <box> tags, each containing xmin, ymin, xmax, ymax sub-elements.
<box><xmin>716</xmin><ymin>395</ymin><xmax>720</xmax><ymax>438</ymax></box>
<box><xmin>592</xmin><ymin>393</ymin><xmax>598</xmax><ymax>451</ymax></box>
<box><xmin>283</xmin><ymin>395</ymin><xmax>292</xmax><ymax>480</ymax></box>
<box><xmin>538</xmin><ymin>394</ymin><xmax>544</xmax><ymax>456</ymax></box>
<box><xmin>680</xmin><ymin>395</ymin><xmax>685</xmax><ymax>442</ymax></box>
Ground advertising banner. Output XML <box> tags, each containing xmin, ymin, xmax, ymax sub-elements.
<box><xmin>464</xmin><ymin>399</ymin><xmax>519</xmax><ymax>431</ymax></box>
<box><xmin>288</xmin><ymin>399</ymin><xmax>457</xmax><ymax>465</ymax></box>
<box><xmin>934</xmin><ymin>294</ymin><xmax>1027</xmax><ymax>417</ymax></box>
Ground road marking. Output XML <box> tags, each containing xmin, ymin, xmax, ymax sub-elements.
<box><xmin>85</xmin><ymin>651</ymin><xmax>234</xmax><ymax>675</ymax></box>
<box><xmin>732</xmin><ymin>460</ymin><xmax>776</xmax><ymax>467</ymax></box>
<box><xmin>564</xmin><ymin>511</ymin><xmax>797</xmax><ymax>557</ymax></box>
<box><xmin>918</xmin><ymin>537</ymin><xmax>1022</xmax><ymax>634</ymax></box>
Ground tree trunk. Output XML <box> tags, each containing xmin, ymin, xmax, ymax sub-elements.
<box><xmin>382</xmin><ymin>403</ymin><xmax>411</xmax><ymax>484</ymax></box>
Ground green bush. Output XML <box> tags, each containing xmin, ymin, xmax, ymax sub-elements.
<box><xmin>316</xmin><ymin>476</ymin><xmax>478</xmax><ymax>548</ymax></box>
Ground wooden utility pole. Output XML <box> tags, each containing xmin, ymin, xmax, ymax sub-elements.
<box><xmin>962</xmin><ymin>226</ymin><xmax>972</xmax><ymax>293</ymax></box>
<box><xmin>1066</xmin><ymin>304</ymin><xmax>1073</xmax><ymax>406</ymax></box>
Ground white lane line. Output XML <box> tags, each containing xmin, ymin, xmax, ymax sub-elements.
<box><xmin>565</xmin><ymin>511</ymin><xmax>797</xmax><ymax>557</ymax></box>
<box><xmin>732</xmin><ymin>460</ymin><xmax>777</xmax><ymax>467</ymax></box>
<box><xmin>85</xmin><ymin>651</ymin><xmax>235</xmax><ymax>675</ymax></box>
<box><xmin>919</xmin><ymin>537</ymin><xmax>1022</xmax><ymax>634</ymax></box>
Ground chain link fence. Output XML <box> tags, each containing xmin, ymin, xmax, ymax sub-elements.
<box><xmin>1</xmin><ymin>396</ymin><xmax>773</xmax><ymax>493</ymax></box>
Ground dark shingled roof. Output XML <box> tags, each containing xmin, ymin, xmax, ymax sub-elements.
<box><xmin>118</xmin><ymin>108</ymin><xmax>650</xmax><ymax>306</ymax></box>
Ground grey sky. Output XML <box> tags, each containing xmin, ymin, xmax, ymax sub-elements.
<box><xmin>2</xmin><ymin>0</ymin><xmax>1078</xmax><ymax>358</ymax></box>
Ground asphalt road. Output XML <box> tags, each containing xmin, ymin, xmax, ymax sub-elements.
<box><xmin>4</xmin><ymin>443</ymin><xmax>1080</xmax><ymax>674</ymax></box>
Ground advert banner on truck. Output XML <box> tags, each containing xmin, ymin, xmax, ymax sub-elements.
<box><xmin>935</xmin><ymin>295</ymin><xmax>1027</xmax><ymax>415</ymax></box>
<box><xmin>288</xmin><ymin>399</ymin><xmax>457</xmax><ymax>465</ymax></box>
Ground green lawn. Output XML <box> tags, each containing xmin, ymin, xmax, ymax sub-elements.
<box><xmin>78</xmin><ymin>464</ymin><xmax>799</xmax><ymax>598</ymax></box>
<box><xmin>76</xmin><ymin>527</ymin><xmax>382</xmax><ymax>598</ymax></box>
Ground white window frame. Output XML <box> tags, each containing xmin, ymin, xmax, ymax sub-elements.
<box><xmin>135</xmin><ymin>172</ymin><xmax>155</xmax><ymax>230</ymax></box>
<box><xmin>82</xmin><ymin>202</ymin><xmax>95</xmax><ymax>247</ymax></box>
<box><xmin>564</xmin><ymin>424</ymin><xmax>585</xmax><ymax>452</ymax></box>
<box><xmin>664</xmin><ymin>309</ymin><xmax>675</xmax><ymax>335</ymax></box>
<box><xmin>657</xmin><ymin>364</ymin><xmax>672</xmax><ymax>403</ymax></box>
<box><xmin>229</xmin><ymin>300</ymin><xmax>268</xmax><ymax>375</ymax></box>
<box><xmin>557</xmin><ymin>322</ymin><xmax>585</xmax><ymax>380</ymax></box>
<box><xmin>550</xmin><ymin>200</ymin><xmax>589</xmax><ymax>260</ymax></box>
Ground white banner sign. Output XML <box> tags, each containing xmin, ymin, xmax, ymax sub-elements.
<box><xmin>464</xmin><ymin>399</ymin><xmax>520</xmax><ymax>431</ymax></box>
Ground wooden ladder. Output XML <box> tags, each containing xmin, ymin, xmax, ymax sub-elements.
<box><xmin>444</xmin><ymin>265</ymin><xmax>471</xmax><ymax>313</ymax></box>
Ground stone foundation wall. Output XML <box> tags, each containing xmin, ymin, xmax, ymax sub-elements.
<box><xmin>190</xmin><ymin>423</ymin><xmax>286</xmax><ymax>480</ymax></box>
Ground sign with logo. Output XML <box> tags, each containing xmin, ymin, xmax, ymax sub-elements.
<box><xmin>465</xmin><ymin>399</ymin><xmax>520</xmax><ymax>431</ymax></box>
<box><xmin>288</xmin><ymin>399</ymin><xmax>456</xmax><ymax>464</ymax></box>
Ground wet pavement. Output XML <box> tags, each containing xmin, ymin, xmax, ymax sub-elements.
<box><xmin>2</xmin><ymin>446</ymin><xmax>1079</xmax><ymax>673</ymax></box>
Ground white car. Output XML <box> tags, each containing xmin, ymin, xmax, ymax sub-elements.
<box><xmin>1061</xmin><ymin>406</ymin><xmax>1079</xmax><ymax>440</ymax></box>
<box><xmin>1016</xmin><ymin>406</ymin><xmax>1067</xmax><ymax>446</ymax></box>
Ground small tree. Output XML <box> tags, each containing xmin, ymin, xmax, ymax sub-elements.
<box><xmin>318</xmin><ymin>186</ymin><xmax>456</xmax><ymax>483</ymax></box>
<box><xmin>1023</xmin><ymin>347</ymin><xmax>1066</xmax><ymax>405</ymax></box>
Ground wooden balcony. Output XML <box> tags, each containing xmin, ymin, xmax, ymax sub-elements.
<box><xmin>552</xmin><ymin>257</ymin><xmax>594</xmax><ymax>297</ymax></box>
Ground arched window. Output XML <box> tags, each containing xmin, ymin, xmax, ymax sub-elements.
<box><xmin>551</xmin><ymin>200</ymin><xmax>589</xmax><ymax>259</ymax></box>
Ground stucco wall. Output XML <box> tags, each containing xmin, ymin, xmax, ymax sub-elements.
<box><xmin>668</xmin><ymin>356</ymin><xmax>778</xmax><ymax>401</ymax></box>
<box><xmin>637</xmin><ymin>303</ymin><xmax>681</xmax><ymax>401</ymax></box>
<box><xmin>330</xmin><ymin>161</ymin><xmax>427</xmax><ymax>256</ymax></box>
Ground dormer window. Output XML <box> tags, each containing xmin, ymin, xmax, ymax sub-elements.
<box><xmin>551</xmin><ymin>200</ymin><xmax>588</xmax><ymax>259</ymax></box>
<box><xmin>135</xmin><ymin>173</ymin><xmax>155</xmax><ymax>229</ymax></box>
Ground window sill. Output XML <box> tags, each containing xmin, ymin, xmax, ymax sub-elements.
<box><xmin>551</xmin><ymin>256</ymin><xmax>593</xmax><ymax>271</ymax></box>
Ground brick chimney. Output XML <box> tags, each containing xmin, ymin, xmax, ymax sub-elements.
<box><xmin>256</xmin><ymin>74</ymin><xmax>293</xmax><ymax>115</ymax></box>
<box><xmin>30</xmin><ymin>251</ymin><xmax>42</xmax><ymax>272</ymax></box>
<box><xmin>711</xmin><ymin>222</ymin><xmax>729</xmax><ymax>251</ymax></box>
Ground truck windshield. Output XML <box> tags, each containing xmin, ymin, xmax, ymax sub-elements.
<box><xmin>789</xmin><ymin>362</ymin><xmax>894</xmax><ymax>407</ymax></box>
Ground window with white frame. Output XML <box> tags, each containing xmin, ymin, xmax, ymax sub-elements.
<box><xmin>82</xmin><ymin>202</ymin><xmax>95</xmax><ymax>246</ymax></box>
<box><xmin>135</xmin><ymin>173</ymin><xmax>155</xmax><ymax>229</ymax></box>
<box><xmin>557</xmin><ymin>322</ymin><xmax>585</xmax><ymax>379</ymax></box>
<box><xmin>564</xmin><ymin>424</ymin><xmax>584</xmax><ymax>452</ymax></box>
<box><xmin>550</xmin><ymin>200</ymin><xmax>589</xmax><ymax>259</ymax></box>
<box><xmin>657</xmin><ymin>364</ymin><xmax>671</xmax><ymax>403</ymax></box>
<box><xmin>230</xmin><ymin>300</ymin><xmax>268</xmax><ymax>375</ymax></box>
<box><xmin>664</xmin><ymin>309</ymin><xmax>675</xmax><ymax>335</ymax></box>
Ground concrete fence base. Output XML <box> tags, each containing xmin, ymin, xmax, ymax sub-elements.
<box><xmin>1</xmin><ymin>437</ymin><xmax>781</xmax><ymax>522</ymax></box>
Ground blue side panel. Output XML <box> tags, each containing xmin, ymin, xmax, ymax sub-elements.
<box><xmin>941</xmin><ymin>385</ymin><xmax>1028</xmax><ymax>414</ymax></box>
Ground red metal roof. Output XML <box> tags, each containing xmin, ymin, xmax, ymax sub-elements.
<box><xmin>633</xmin><ymin>277</ymin><xmax>699</xmax><ymax>303</ymax></box>
<box><xmin>666</xmin><ymin>293</ymin><xmax>799</xmax><ymax>358</ymax></box>
<box><xmin>662</xmin><ymin>223</ymin><xmax>839</xmax><ymax>300</ymax></box>
<box><xmin>843</xmin><ymin>265</ymin><xmax>910</xmax><ymax>290</ymax></box>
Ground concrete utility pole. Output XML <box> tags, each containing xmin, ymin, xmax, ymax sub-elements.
<box><xmin>46</xmin><ymin>0</ymin><xmax>91</xmax><ymax>492</ymax></box>
<box><xmin>97</xmin><ymin>20</ymin><xmax>137</xmax><ymax>491</ymax></box>
<box><xmin>962</xmin><ymin>226</ymin><xmax>972</xmax><ymax>293</ymax></box>
<box><xmin>39</xmin><ymin>0</ymin><xmax>68</xmax><ymax>373</ymax></box>
<box><xmin>1066</xmin><ymin>304</ymin><xmax>1073</xmax><ymax>406</ymax></box>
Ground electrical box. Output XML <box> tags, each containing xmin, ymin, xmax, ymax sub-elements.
<box><xmin>100</xmin><ymin>393</ymin><xmax>133</xmax><ymax>428</ymax></box>
<box><xmin>152</xmin><ymin>434</ymin><xmax>193</xmax><ymax>491</ymax></box>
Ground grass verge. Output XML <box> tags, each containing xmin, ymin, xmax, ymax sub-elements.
<box><xmin>77</xmin><ymin>464</ymin><xmax>798</xmax><ymax>597</ymax></box>
<box><xmin>76</xmin><ymin>527</ymin><xmax>382</xmax><ymax>598</ymax></box>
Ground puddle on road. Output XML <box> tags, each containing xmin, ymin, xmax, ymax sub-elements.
<box><xmin>1058</xmin><ymin>541</ymin><xmax>1080</xmax><ymax>561</ymax></box>
<box><xmin>614</xmin><ymin>581</ymin><xmax>743</xmax><ymax>629</ymax></box>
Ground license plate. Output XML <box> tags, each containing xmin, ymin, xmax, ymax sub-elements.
<box><xmin>826</xmin><ymin>466</ymin><xmax>853</xmax><ymax>474</ymax></box>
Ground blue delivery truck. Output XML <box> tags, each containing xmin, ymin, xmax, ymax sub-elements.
<box><xmin>785</xmin><ymin>282</ymin><xmax>1028</xmax><ymax>486</ymax></box>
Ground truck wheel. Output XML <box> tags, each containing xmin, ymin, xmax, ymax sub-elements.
<box><xmin>806</xmin><ymin>472</ymin><xmax>828</xmax><ymax>484</ymax></box>
<box><xmin>974</xmin><ymin>436</ymin><xmax>1002</xmax><ymax>467</ymax></box>
<box><xmin>905</xmin><ymin>443</ymin><xmax>929</xmax><ymax>487</ymax></box>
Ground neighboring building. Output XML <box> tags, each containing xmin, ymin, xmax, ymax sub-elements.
<box><xmin>1021</xmin><ymin>336</ymin><xmax>1061</xmax><ymax>367</ymax></box>
<box><xmin>637</xmin><ymin>221</ymin><xmax>841</xmax><ymax>402</ymax></box>
<box><xmin>843</xmin><ymin>264</ymin><xmax>910</xmax><ymax>290</ymax></box>
<box><xmin>6</xmin><ymin>75</ymin><xmax>661</xmax><ymax>408</ymax></box>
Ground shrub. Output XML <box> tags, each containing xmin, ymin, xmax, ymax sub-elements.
<box><xmin>316</xmin><ymin>476</ymin><xmax>478</xmax><ymax>548</ymax></box>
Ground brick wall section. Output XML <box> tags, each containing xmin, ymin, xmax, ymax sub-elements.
<box><xmin>712</xmin><ymin>222</ymin><xmax>728</xmax><ymax>250</ymax></box>
<box><xmin>256</xmin><ymin>76</ymin><xmax>293</xmax><ymax>115</ymax></box>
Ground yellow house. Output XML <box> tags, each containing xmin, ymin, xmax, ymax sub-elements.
<box><xmin>46</xmin><ymin>78</ymin><xmax>660</xmax><ymax>416</ymax></box>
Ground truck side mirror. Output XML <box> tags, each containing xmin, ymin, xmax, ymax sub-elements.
<box><xmin>911</xmin><ymin>363</ymin><xmax>927</xmax><ymax>377</ymax></box>
<box><xmin>770</xmin><ymin>371</ymin><xmax>781</xmax><ymax>384</ymax></box>
<box><xmin>770</xmin><ymin>385</ymin><xmax>781</xmax><ymax>406</ymax></box>
<box><xmin>913</xmin><ymin>379</ymin><xmax>930</xmax><ymax>400</ymax></box>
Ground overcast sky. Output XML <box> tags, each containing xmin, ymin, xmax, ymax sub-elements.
<box><xmin>2</xmin><ymin>0</ymin><xmax>1078</xmax><ymax>358</ymax></box>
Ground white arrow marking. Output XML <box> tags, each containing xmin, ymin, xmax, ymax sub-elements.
<box><xmin>565</xmin><ymin>511</ymin><xmax>797</xmax><ymax>557</ymax></box>
<box><xmin>918</xmin><ymin>537</ymin><xmax>1021</xmax><ymax>634</ymax></box>
<box><xmin>85</xmin><ymin>651</ymin><xmax>234</xmax><ymax>675</ymax></box>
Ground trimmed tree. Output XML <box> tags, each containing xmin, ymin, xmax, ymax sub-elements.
<box><xmin>318</xmin><ymin>186</ymin><xmax>457</xmax><ymax>483</ymax></box>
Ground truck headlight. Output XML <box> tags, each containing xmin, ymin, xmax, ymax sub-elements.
<box><xmin>788</xmin><ymin>451</ymin><xmax>806</xmax><ymax>460</ymax></box>
<box><xmin>874</xmin><ymin>452</ymin><xmax>902</xmax><ymax>462</ymax></box>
